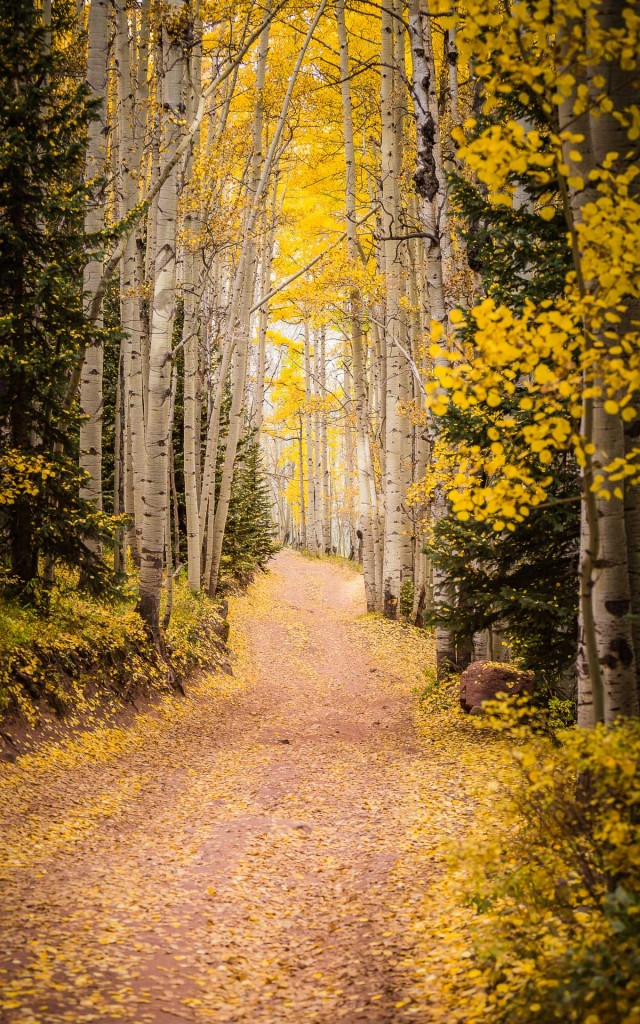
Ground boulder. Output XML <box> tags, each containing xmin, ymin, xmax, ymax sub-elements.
<box><xmin>459</xmin><ymin>660</ymin><xmax>534</xmax><ymax>714</ymax></box>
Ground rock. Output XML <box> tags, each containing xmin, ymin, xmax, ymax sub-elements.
<box><xmin>459</xmin><ymin>660</ymin><xmax>534</xmax><ymax>714</ymax></box>
<box><xmin>211</xmin><ymin>616</ymin><xmax>230</xmax><ymax>643</ymax></box>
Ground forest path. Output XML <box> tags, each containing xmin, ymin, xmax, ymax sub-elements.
<box><xmin>0</xmin><ymin>549</ymin><xmax>462</xmax><ymax>1024</ymax></box>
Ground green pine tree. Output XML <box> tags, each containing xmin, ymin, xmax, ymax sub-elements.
<box><xmin>216</xmin><ymin>411</ymin><xmax>278</xmax><ymax>589</ymax></box>
<box><xmin>426</xmin><ymin>93</ymin><xmax>579</xmax><ymax>690</ymax></box>
<box><xmin>0</xmin><ymin>0</ymin><xmax>114</xmax><ymax>599</ymax></box>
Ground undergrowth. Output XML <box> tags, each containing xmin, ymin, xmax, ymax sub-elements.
<box><xmin>414</xmin><ymin>689</ymin><xmax>640</xmax><ymax>1024</ymax></box>
<box><xmin>0</xmin><ymin>566</ymin><xmax>229</xmax><ymax>726</ymax></box>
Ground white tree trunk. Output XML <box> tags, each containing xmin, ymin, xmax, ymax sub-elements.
<box><xmin>138</xmin><ymin>4</ymin><xmax>184</xmax><ymax>634</ymax></box>
<box><xmin>253</xmin><ymin>184</ymin><xmax>279</xmax><ymax>433</ymax></box>
<box><xmin>559</xmin><ymin>6</ymin><xmax>638</xmax><ymax>723</ymax></box>
<box><xmin>313</xmin><ymin>330</ymin><xmax>325</xmax><ymax>552</ymax></box>
<box><xmin>297</xmin><ymin>416</ymin><xmax>307</xmax><ymax>550</ymax></box>
<box><xmin>408</xmin><ymin>0</ymin><xmax>458</xmax><ymax>666</ymax></box>
<box><xmin>319</xmin><ymin>329</ymin><xmax>331</xmax><ymax>553</ymax></box>
<box><xmin>114</xmin><ymin>0</ymin><xmax>146</xmax><ymax>562</ymax></box>
<box><xmin>581</xmin><ymin>0</ymin><xmax>638</xmax><ymax>722</ymax></box>
<box><xmin>336</xmin><ymin>0</ymin><xmax>379</xmax><ymax>605</ymax></box>
<box><xmin>381</xmin><ymin>0</ymin><xmax>407</xmax><ymax>618</ymax></box>
<box><xmin>304</xmin><ymin>322</ymin><xmax>318</xmax><ymax>554</ymax></box>
<box><xmin>79</xmin><ymin>0</ymin><xmax>109</xmax><ymax>515</ymax></box>
<box><xmin>183</xmin><ymin>13</ymin><xmax>203</xmax><ymax>591</ymax></box>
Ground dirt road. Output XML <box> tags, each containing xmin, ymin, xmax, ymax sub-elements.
<box><xmin>0</xmin><ymin>550</ymin><xmax>446</xmax><ymax>1024</ymax></box>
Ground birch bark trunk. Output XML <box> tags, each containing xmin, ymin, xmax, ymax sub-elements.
<box><xmin>253</xmin><ymin>184</ymin><xmax>279</xmax><ymax>433</ymax></box>
<box><xmin>559</xmin><ymin>5</ymin><xmax>639</xmax><ymax>723</ymax></box>
<box><xmin>585</xmin><ymin>0</ymin><xmax>639</xmax><ymax>721</ymax></box>
<box><xmin>138</xmin><ymin>3</ymin><xmax>184</xmax><ymax>635</ymax></box>
<box><xmin>304</xmin><ymin>322</ymin><xmax>318</xmax><ymax>554</ymax></box>
<box><xmin>313</xmin><ymin>329</ymin><xmax>326</xmax><ymax>552</ymax></box>
<box><xmin>297</xmin><ymin>415</ymin><xmax>307</xmax><ymax>550</ymax></box>
<box><xmin>336</xmin><ymin>0</ymin><xmax>378</xmax><ymax>606</ymax></box>
<box><xmin>381</xmin><ymin>0</ymin><xmax>407</xmax><ymax>619</ymax></box>
<box><xmin>320</xmin><ymin>328</ymin><xmax>332</xmax><ymax>554</ymax></box>
<box><xmin>408</xmin><ymin>0</ymin><xmax>457</xmax><ymax>669</ymax></box>
<box><xmin>318</xmin><ymin>329</ymin><xmax>332</xmax><ymax>553</ymax></box>
<box><xmin>183</xmin><ymin>13</ymin><xmax>203</xmax><ymax>591</ymax></box>
<box><xmin>162</xmin><ymin>364</ymin><xmax>179</xmax><ymax>630</ymax></box>
<box><xmin>206</xmin><ymin>3</ymin><xmax>274</xmax><ymax>593</ymax></box>
<box><xmin>79</xmin><ymin>0</ymin><xmax>109</xmax><ymax>516</ymax></box>
<box><xmin>114</xmin><ymin>0</ymin><xmax>145</xmax><ymax>562</ymax></box>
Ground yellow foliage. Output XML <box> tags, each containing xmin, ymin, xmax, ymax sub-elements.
<box><xmin>410</xmin><ymin>695</ymin><xmax>640</xmax><ymax>1024</ymax></box>
<box><xmin>417</xmin><ymin>0</ymin><xmax>640</xmax><ymax>527</ymax></box>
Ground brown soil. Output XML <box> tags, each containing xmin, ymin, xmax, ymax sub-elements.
<box><xmin>0</xmin><ymin>550</ymin><xmax>441</xmax><ymax>1024</ymax></box>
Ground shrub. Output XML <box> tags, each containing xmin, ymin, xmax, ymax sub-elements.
<box><xmin>464</xmin><ymin>705</ymin><xmax>640</xmax><ymax>1024</ymax></box>
<box><xmin>0</xmin><ymin>568</ymin><xmax>228</xmax><ymax>726</ymax></box>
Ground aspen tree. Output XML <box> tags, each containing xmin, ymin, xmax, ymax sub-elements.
<box><xmin>183</xmin><ymin>10</ymin><xmax>203</xmax><ymax>591</ymax></box>
<box><xmin>588</xmin><ymin>0</ymin><xmax>640</xmax><ymax>719</ymax></box>
<box><xmin>68</xmin><ymin>1</ymin><xmax>287</xmax><ymax>360</ymax></box>
<box><xmin>206</xmin><ymin>7</ymin><xmax>272</xmax><ymax>591</ymax></box>
<box><xmin>207</xmin><ymin>2</ymin><xmax>328</xmax><ymax>594</ymax></box>
<box><xmin>253</xmin><ymin>184</ymin><xmax>279</xmax><ymax>433</ymax></box>
<box><xmin>313</xmin><ymin>328</ymin><xmax>325</xmax><ymax>551</ymax></box>
<box><xmin>162</xmin><ymin>364</ymin><xmax>179</xmax><ymax>629</ymax></box>
<box><xmin>380</xmin><ymin>0</ymin><xmax>408</xmax><ymax>619</ymax></box>
<box><xmin>304</xmin><ymin>321</ymin><xmax>318</xmax><ymax>554</ymax></box>
<box><xmin>575</xmin><ymin>2</ymin><xmax>638</xmax><ymax>723</ymax></box>
<box><xmin>408</xmin><ymin>0</ymin><xmax>457</xmax><ymax>669</ymax></box>
<box><xmin>366</xmin><ymin>159</ymin><xmax>387</xmax><ymax>603</ymax></box>
<box><xmin>394</xmin><ymin>7</ymin><xmax>415</xmax><ymax>602</ymax></box>
<box><xmin>138</xmin><ymin>1</ymin><xmax>184</xmax><ymax>635</ymax></box>
<box><xmin>341</xmin><ymin>352</ymin><xmax>358</xmax><ymax>561</ymax></box>
<box><xmin>79</xmin><ymin>0</ymin><xmax>109</xmax><ymax>517</ymax></box>
<box><xmin>114</xmin><ymin>0</ymin><xmax>146</xmax><ymax>562</ymax></box>
<box><xmin>113</xmin><ymin>343</ymin><xmax>125</xmax><ymax>574</ymax></box>
<box><xmin>336</xmin><ymin>0</ymin><xmax>378</xmax><ymax>606</ymax></box>
<box><xmin>297</xmin><ymin>413</ymin><xmax>308</xmax><ymax>550</ymax></box>
<box><xmin>552</xmin><ymin>8</ymin><xmax>638</xmax><ymax>725</ymax></box>
<box><xmin>407</xmin><ymin>228</ymin><xmax>430</xmax><ymax>622</ymax></box>
<box><xmin>319</xmin><ymin>328</ymin><xmax>331</xmax><ymax>553</ymax></box>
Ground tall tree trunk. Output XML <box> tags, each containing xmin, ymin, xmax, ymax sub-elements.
<box><xmin>304</xmin><ymin>322</ymin><xmax>317</xmax><ymax>554</ymax></box>
<box><xmin>336</xmin><ymin>0</ymin><xmax>378</xmax><ymax>606</ymax></box>
<box><xmin>79</xmin><ymin>0</ymin><xmax>109</xmax><ymax>518</ymax></box>
<box><xmin>138</xmin><ymin>4</ymin><xmax>184</xmax><ymax>636</ymax></box>
<box><xmin>297</xmin><ymin>415</ymin><xmax>307</xmax><ymax>550</ymax></box>
<box><xmin>319</xmin><ymin>327</ymin><xmax>331</xmax><ymax>553</ymax></box>
<box><xmin>313</xmin><ymin>329</ymin><xmax>325</xmax><ymax>552</ymax></box>
<box><xmin>381</xmin><ymin>0</ymin><xmax>407</xmax><ymax>619</ymax></box>
<box><xmin>113</xmin><ymin>343</ymin><xmax>126</xmax><ymax>573</ymax></box>
<box><xmin>253</xmin><ymin>183</ymin><xmax>279</xmax><ymax>433</ymax></box>
<box><xmin>114</xmin><ymin>0</ymin><xmax>146</xmax><ymax>562</ymax></box>
<box><xmin>585</xmin><ymin>0</ymin><xmax>639</xmax><ymax>721</ymax></box>
<box><xmin>206</xmin><ymin>1</ymin><xmax>328</xmax><ymax>597</ymax></box>
<box><xmin>183</xmin><ymin>11</ymin><xmax>203</xmax><ymax>591</ymax></box>
<box><xmin>408</xmin><ymin>0</ymin><xmax>457</xmax><ymax>668</ymax></box>
<box><xmin>162</xmin><ymin>365</ymin><xmax>179</xmax><ymax>630</ymax></box>
<box><xmin>560</xmin><ymin>4</ymin><xmax>639</xmax><ymax>723</ymax></box>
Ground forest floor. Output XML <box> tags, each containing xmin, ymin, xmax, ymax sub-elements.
<box><xmin>0</xmin><ymin>549</ymin><xmax>489</xmax><ymax>1024</ymax></box>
